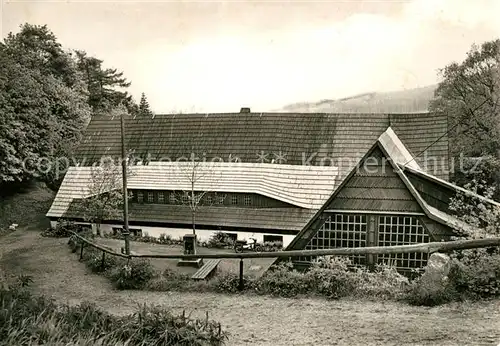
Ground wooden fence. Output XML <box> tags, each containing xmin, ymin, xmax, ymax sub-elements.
<box><xmin>70</xmin><ymin>232</ymin><xmax>500</xmax><ymax>290</ymax></box>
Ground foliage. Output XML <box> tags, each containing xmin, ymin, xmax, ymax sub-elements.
<box><xmin>0</xmin><ymin>23</ymin><xmax>141</xmax><ymax>190</ymax></box>
<box><xmin>430</xmin><ymin>39</ymin><xmax>500</xmax><ymax>158</ymax></box>
<box><xmin>207</xmin><ymin>232</ymin><xmax>235</xmax><ymax>248</ymax></box>
<box><xmin>451</xmin><ymin>156</ymin><xmax>500</xmax><ymax>201</ymax></box>
<box><xmin>406</xmin><ymin>181</ymin><xmax>500</xmax><ymax>306</ymax></box>
<box><xmin>139</xmin><ymin>92</ymin><xmax>154</xmax><ymax>117</ymax></box>
<box><xmin>74</xmin><ymin>50</ymin><xmax>136</xmax><ymax>114</ymax></box>
<box><xmin>68</xmin><ymin>229</ymin><xmax>95</xmax><ymax>253</ymax></box>
<box><xmin>80</xmin><ymin>160</ymin><xmax>129</xmax><ymax>235</ymax></box>
<box><xmin>104</xmin><ymin>231</ymin><xmax>183</xmax><ymax>246</ymax></box>
<box><xmin>83</xmin><ymin>247</ymin><xmax>124</xmax><ymax>274</ymax></box>
<box><xmin>450</xmin><ymin>252</ymin><xmax>500</xmax><ymax>298</ymax></box>
<box><xmin>403</xmin><ymin>267</ymin><xmax>461</xmax><ymax>306</ymax></box>
<box><xmin>262</xmin><ymin>241</ymin><xmax>283</xmax><ymax>251</ymax></box>
<box><xmin>108</xmin><ymin>259</ymin><xmax>156</xmax><ymax>290</ymax></box>
<box><xmin>402</xmin><ymin>255</ymin><xmax>500</xmax><ymax>306</ymax></box>
<box><xmin>0</xmin><ymin>288</ymin><xmax>229</xmax><ymax>345</ymax></box>
<box><xmin>0</xmin><ymin>25</ymin><xmax>91</xmax><ymax>185</ymax></box>
<box><xmin>253</xmin><ymin>257</ymin><xmax>408</xmax><ymax>300</ymax></box>
<box><xmin>40</xmin><ymin>220</ymin><xmax>86</xmax><ymax>238</ymax></box>
<box><xmin>448</xmin><ymin>179</ymin><xmax>500</xmax><ymax>238</ymax></box>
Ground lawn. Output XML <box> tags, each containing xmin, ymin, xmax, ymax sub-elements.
<box><xmin>95</xmin><ymin>237</ymin><xmax>277</xmax><ymax>278</ymax></box>
<box><xmin>1</xmin><ymin>229</ymin><xmax>500</xmax><ymax>346</ymax></box>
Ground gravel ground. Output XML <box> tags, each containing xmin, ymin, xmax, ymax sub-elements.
<box><xmin>1</xmin><ymin>229</ymin><xmax>500</xmax><ymax>346</ymax></box>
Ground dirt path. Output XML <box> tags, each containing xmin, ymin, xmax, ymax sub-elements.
<box><xmin>1</xmin><ymin>230</ymin><xmax>500</xmax><ymax>346</ymax></box>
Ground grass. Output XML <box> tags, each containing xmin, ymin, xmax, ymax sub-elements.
<box><xmin>0</xmin><ymin>287</ymin><xmax>228</xmax><ymax>345</ymax></box>
<box><xmin>2</xmin><ymin>230</ymin><xmax>500</xmax><ymax>345</ymax></box>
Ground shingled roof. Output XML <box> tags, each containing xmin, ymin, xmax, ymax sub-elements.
<box><xmin>46</xmin><ymin>162</ymin><xmax>340</xmax><ymax>219</ymax></box>
<box><xmin>48</xmin><ymin>112</ymin><xmax>450</xmax><ymax>232</ymax></box>
<box><xmin>76</xmin><ymin>112</ymin><xmax>449</xmax><ymax>180</ymax></box>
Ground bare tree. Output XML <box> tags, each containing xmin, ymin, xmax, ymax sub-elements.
<box><xmin>80</xmin><ymin>157</ymin><xmax>132</xmax><ymax>236</ymax></box>
<box><xmin>172</xmin><ymin>153</ymin><xmax>226</xmax><ymax>239</ymax></box>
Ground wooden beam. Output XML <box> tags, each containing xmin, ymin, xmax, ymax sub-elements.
<box><xmin>70</xmin><ymin>232</ymin><xmax>500</xmax><ymax>260</ymax></box>
<box><xmin>324</xmin><ymin>209</ymin><xmax>425</xmax><ymax>216</ymax></box>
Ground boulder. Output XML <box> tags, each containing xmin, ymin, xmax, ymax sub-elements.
<box><xmin>418</xmin><ymin>253</ymin><xmax>452</xmax><ymax>295</ymax></box>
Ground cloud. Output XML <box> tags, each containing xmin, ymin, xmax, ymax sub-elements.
<box><xmin>120</xmin><ymin>0</ymin><xmax>500</xmax><ymax>112</ymax></box>
<box><xmin>404</xmin><ymin>0</ymin><xmax>500</xmax><ymax>32</ymax></box>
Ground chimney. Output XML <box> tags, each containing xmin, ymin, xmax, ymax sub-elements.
<box><xmin>240</xmin><ymin>107</ymin><xmax>251</xmax><ymax>113</ymax></box>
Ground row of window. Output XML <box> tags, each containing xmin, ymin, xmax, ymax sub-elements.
<box><xmin>131</xmin><ymin>190</ymin><xmax>254</xmax><ymax>206</ymax></box>
<box><xmin>301</xmin><ymin>213</ymin><xmax>430</xmax><ymax>272</ymax></box>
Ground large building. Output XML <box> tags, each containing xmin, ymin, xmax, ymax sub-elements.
<box><xmin>47</xmin><ymin>110</ymin><xmax>467</xmax><ymax>255</ymax></box>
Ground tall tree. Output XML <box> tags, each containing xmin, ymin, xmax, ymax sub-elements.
<box><xmin>74</xmin><ymin>50</ymin><xmax>137</xmax><ymax>115</ymax></box>
<box><xmin>3</xmin><ymin>24</ymin><xmax>79</xmax><ymax>88</ymax></box>
<box><xmin>138</xmin><ymin>92</ymin><xmax>153</xmax><ymax>117</ymax></box>
<box><xmin>430</xmin><ymin>39</ymin><xmax>500</xmax><ymax>158</ymax></box>
<box><xmin>0</xmin><ymin>34</ymin><xmax>91</xmax><ymax>186</ymax></box>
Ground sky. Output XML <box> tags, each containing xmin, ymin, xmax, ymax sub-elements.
<box><xmin>2</xmin><ymin>0</ymin><xmax>500</xmax><ymax>113</ymax></box>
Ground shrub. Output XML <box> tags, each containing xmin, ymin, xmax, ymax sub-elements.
<box><xmin>450</xmin><ymin>251</ymin><xmax>500</xmax><ymax>298</ymax></box>
<box><xmin>403</xmin><ymin>252</ymin><xmax>500</xmax><ymax>306</ymax></box>
<box><xmin>67</xmin><ymin>229</ymin><xmax>95</xmax><ymax>252</ymax></box>
<box><xmin>254</xmin><ymin>262</ymin><xmax>312</xmax><ymax>297</ymax></box>
<box><xmin>41</xmin><ymin>220</ymin><xmax>87</xmax><ymax>238</ymax></box>
<box><xmin>209</xmin><ymin>271</ymin><xmax>251</xmax><ymax>294</ymax></box>
<box><xmin>207</xmin><ymin>232</ymin><xmax>234</xmax><ymax>248</ymax></box>
<box><xmin>109</xmin><ymin>259</ymin><xmax>156</xmax><ymax>290</ymax></box>
<box><xmin>159</xmin><ymin>233</ymin><xmax>174</xmax><ymax>244</ymax></box>
<box><xmin>351</xmin><ymin>265</ymin><xmax>409</xmax><ymax>300</ymax></box>
<box><xmin>262</xmin><ymin>241</ymin><xmax>283</xmax><ymax>252</ymax></box>
<box><xmin>83</xmin><ymin>248</ymin><xmax>125</xmax><ymax>274</ymax></box>
<box><xmin>256</xmin><ymin>257</ymin><xmax>409</xmax><ymax>300</ymax></box>
<box><xmin>0</xmin><ymin>287</ymin><xmax>229</xmax><ymax>345</ymax></box>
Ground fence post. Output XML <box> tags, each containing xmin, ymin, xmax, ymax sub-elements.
<box><xmin>79</xmin><ymin>242</ymin><xmax>84</xmax><ymax>260</ymax></box>
<box><xmin>101</xmin><ymin>251</ymin><xmax>106</xmax><ymax>270</ymax></box>
<box><xmin>238</xmin><ymin>258</ymin><xmax>244</xmax><ymax>291</ymax></box>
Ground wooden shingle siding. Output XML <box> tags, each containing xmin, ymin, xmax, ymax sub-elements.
<box><xmin>406</xmin><ymin>171</ymin><xmax>454</xmax><ymax>213</ymax></box>
<box><xmin>326</xmin><ymin>147</ymin><xmax>422</xmax><ymax>213</ymax></box>
<box><xmin>63</xmin><ymin>201</ymin><xmax>316</xmax><ymax>232</ymax></box>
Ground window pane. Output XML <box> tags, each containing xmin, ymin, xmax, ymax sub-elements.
<box><xmin>377</xmin><ymin>215</ymin><xmax>429</xmax><ymax>272</ymax></box>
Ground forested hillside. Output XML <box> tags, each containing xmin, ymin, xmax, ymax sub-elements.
<box><xmin>280</xmin><ymin>85</ymin><xmax>436</xmax><ymax>113</ymax></box>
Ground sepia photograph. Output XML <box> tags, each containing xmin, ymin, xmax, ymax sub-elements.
<box><xmin>0</xmin><ymin>0</ymin><xmax>499</xmax><ymax>345</ymax></box>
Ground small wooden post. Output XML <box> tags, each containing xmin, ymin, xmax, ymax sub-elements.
<box><xmin>238</xmin><ymin>258</ymin><xmax>244</xmax><ymax>291</ymax></box>
<box><xmin>101</xmin><ymin>251</ymin><xmax>106</xmax><ymax>270</ymax></box>
<box><xmin>80</xmin><ymin>242</ymin><xmax>84</xmax><ymax>260</ymax></box>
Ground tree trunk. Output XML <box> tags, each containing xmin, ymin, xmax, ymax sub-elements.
<box><xmin>97</xmin><ymin>223</ymin><xmax>103</xmax><ymax>237</ymax></box>
<box><xmin>192</xmin><ymin>210</ymin><xmax>196</xmax><ymax>235</ymax></box>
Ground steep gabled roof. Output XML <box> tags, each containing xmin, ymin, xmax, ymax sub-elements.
<box><xmin>76</xmin><ymin>112</ymin><xmax>449</xmax><ymax>180</ymax></box>
<box><xmin>282</xmin><ymin>127</ymin><xmax>481</xmax><ymax>251</ymax></box>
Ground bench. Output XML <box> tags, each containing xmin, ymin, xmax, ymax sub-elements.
<box><xmin>191</xmin><ymin>259</ymin><xmax>221</xmax><ymax>280</ymax></box>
